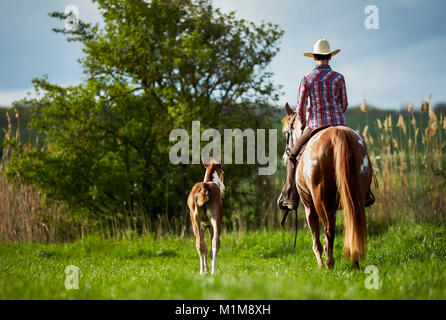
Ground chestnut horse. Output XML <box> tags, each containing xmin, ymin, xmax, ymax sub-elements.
<box><xmin>187</xmin><ymin>159</ymin><xmax>225</xmax><ymax>274</ymax></box>
<box><xmin>282</xmin><ymin>103</ymin><xmax>372</xmax><ymax>269</ymax></box>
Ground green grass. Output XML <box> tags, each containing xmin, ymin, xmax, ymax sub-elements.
<box><xmin>0</xmin><ymin>221</ymin><xmax>445</xmax><ymax>299</ymax></box>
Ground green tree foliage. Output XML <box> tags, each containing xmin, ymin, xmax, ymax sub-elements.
<box><xmin>4</xmin><ymin>0</ymin><xmax>283</xmax><ymax>225</ymax></box>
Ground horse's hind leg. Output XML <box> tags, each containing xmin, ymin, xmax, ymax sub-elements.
<box><xmin>312</xmin><ymin>196</ymin><xmax>336</xmax><ymax>270</ymax></box>
<box><xmin>304</xmin><ymin>205</ymin><xmax>323</xmax><ymax>269</ymax></box>
<box><xmin>323</xmin><ymin>211</ymin><xmax>336</xmax><ymax>270</ymax></box>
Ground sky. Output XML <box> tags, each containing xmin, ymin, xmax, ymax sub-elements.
<box><xmin>1</xmin><ymin>0</ymin><xmax>445</xmax><ymax>110</ymax></box>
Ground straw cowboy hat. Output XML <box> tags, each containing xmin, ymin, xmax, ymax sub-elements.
<box><xmin>303</xmin><ymin>39</ymin><xmax>340</xmax><ymax>58</ymax></box>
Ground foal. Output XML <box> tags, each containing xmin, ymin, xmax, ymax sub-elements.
<box><xmin>187</xmin><ymin>159</ymin><xmax>225</xmax><ymax>274</ymax></box>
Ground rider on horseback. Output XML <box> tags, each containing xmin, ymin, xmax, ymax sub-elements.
<box><xmin>277</xmin><ymin>39</ymin><xmax>375</xmax><ymax>211</ymax></box>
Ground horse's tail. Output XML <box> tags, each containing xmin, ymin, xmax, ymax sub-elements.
<box><xmin>195</xmin><ymin>184</ymin><xmax>210</xmax><ymax>208</ymax></box>
<box><xmin>333</xmin><ymin>130</ymin><xmax>367</xmax><ymax>262</ymax></box>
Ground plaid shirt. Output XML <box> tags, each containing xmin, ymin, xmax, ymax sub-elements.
<box><xmin>297</xmin><ymin>65</ymin><xmax>348</xmax><ymax>129</ymax></box>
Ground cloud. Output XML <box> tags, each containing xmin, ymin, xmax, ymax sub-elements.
<box><xmin>0</xmin><ymin>78</ymin><xmax>82</xmax><ymax>106</ymax></box>
<box><xmin>0</xmin><ymin>89</ymin><xmax>34</xmax><ymax>106</ymax></box>
<box><xmin>213</xmin><ymin>0</ymin><xmax>446</xmax><ymax>109</ymax></box>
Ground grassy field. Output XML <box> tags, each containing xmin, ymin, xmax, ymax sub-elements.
<box><xmin>0</xmin><ymin>220</ymin><xmax>444</xmax><ymax>300</ymax></box>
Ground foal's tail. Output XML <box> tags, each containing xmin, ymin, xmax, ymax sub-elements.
<box><xmin>333</xmin><ymin>130</ymin><xmax>367</xmax><ymax>262</ymax></box>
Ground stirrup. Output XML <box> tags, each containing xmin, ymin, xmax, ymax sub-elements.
<box><xmin>277</xmin><ymin>194</ymin><xmax>286</xmax><ymax>210</ymax></box>
<box><xmin>277</xmin><ymin>195</ymin><xmax>298</xmax><ymax>210</ymax></box>
<box><xmin>281</xmin><ymin>199</ymin><xmax>299</xmax><ymax>210</ymax></box>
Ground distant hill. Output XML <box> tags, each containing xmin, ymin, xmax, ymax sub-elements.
<box><xmin>0</xmin><ymin>103</ymin><xmax>444</xmax><ymax>157</ymax></box>
<box><xmin>272</xmin><ymin>103</ymin><xmax>445</xmax><ymax>152</ymax></box>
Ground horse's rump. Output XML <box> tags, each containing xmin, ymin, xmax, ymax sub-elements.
<box><xmin>196</xmin><ymin>183</ymin><xmax>211</xmax><ymax>207</ymax></box>
<box><xmin>188</xmin><ymin>182</ymin><xmax>221</xmax><ymax>215</ymax></box>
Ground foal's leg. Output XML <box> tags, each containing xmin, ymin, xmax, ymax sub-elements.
<box><xmin>210</xmin><ymin>219</ymin><xmax>221</xmax><ymax>275</ymax></box>
<box><xmin>304</xmin><ymin>205</ymin><xmax>323</xmax><ymax>269</ymax></box>
<box><xmin>208</xmin><ymin>226</ymin><xmax>214</xmax><ymax>262</ymax></box>
<box><xmin>200</xmin><ymin>227</ymin><xmax>209</xmax><ymax>274</ymax></box>
<box><xmin>193</xmin><ymin>219</ymin><xmax>208</xmax><ymax>274</ymax></box>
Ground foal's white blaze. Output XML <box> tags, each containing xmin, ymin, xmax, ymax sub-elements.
<box><xmin>360</xmin><ymin>155</ymin><xmax>369</xmax><ymax>174</ymax></box>
<box><xmin>212</xmin><ymin>171</ymin><xmax>225</xmax><ymax>194</ymax></box>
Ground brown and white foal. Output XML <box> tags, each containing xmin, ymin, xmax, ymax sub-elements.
<box><xmin>187</xmin><ymin>159</ymin><xmax>224</xmax><ymax>274</ymax></box>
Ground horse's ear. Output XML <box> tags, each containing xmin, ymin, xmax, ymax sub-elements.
<box><xmin>285</xmin><ymin>103</ymin><xmax>294</xmax><ymax>116</ymax></box>
<box><xmin>202</xmin><ymin>157</ymin><xmax>209</xmax><ymax>168</ymax></box>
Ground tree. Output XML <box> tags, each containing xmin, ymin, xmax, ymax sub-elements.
<box><xmin>4</xmin><ymin>0</ymin><xmax>283</xmax><ymax>227</ymax></box>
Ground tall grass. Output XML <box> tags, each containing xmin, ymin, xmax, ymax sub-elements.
<box><xmin>360</xmin><ymin>95</ymin><xmax>445</xmax><ymax>224</ymax></box>
<box><xmin>0</xmin><ymin>174</ymin><xmax>85</xmax><ymax>242</ymax></box>
<box><xmin>0</xmin><ymin>111</ymin><xmax>82</xmax><ymax>242</ymax></box>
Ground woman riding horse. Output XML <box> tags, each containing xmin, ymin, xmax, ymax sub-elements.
<box><xmin>277</xmin><ymin>39</ymin><xmax>375</xmax><ymax>211</ymax></box>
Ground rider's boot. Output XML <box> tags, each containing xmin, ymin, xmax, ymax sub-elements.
<box><xmin>277</xmin><ymin>156</ymin><xmax>300</xmax><ymax>210</ymax></box>
<box><xmin>277</xmin><ymin>127</ymin><xmax>314</xmax><ymax>211</ymax></box>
